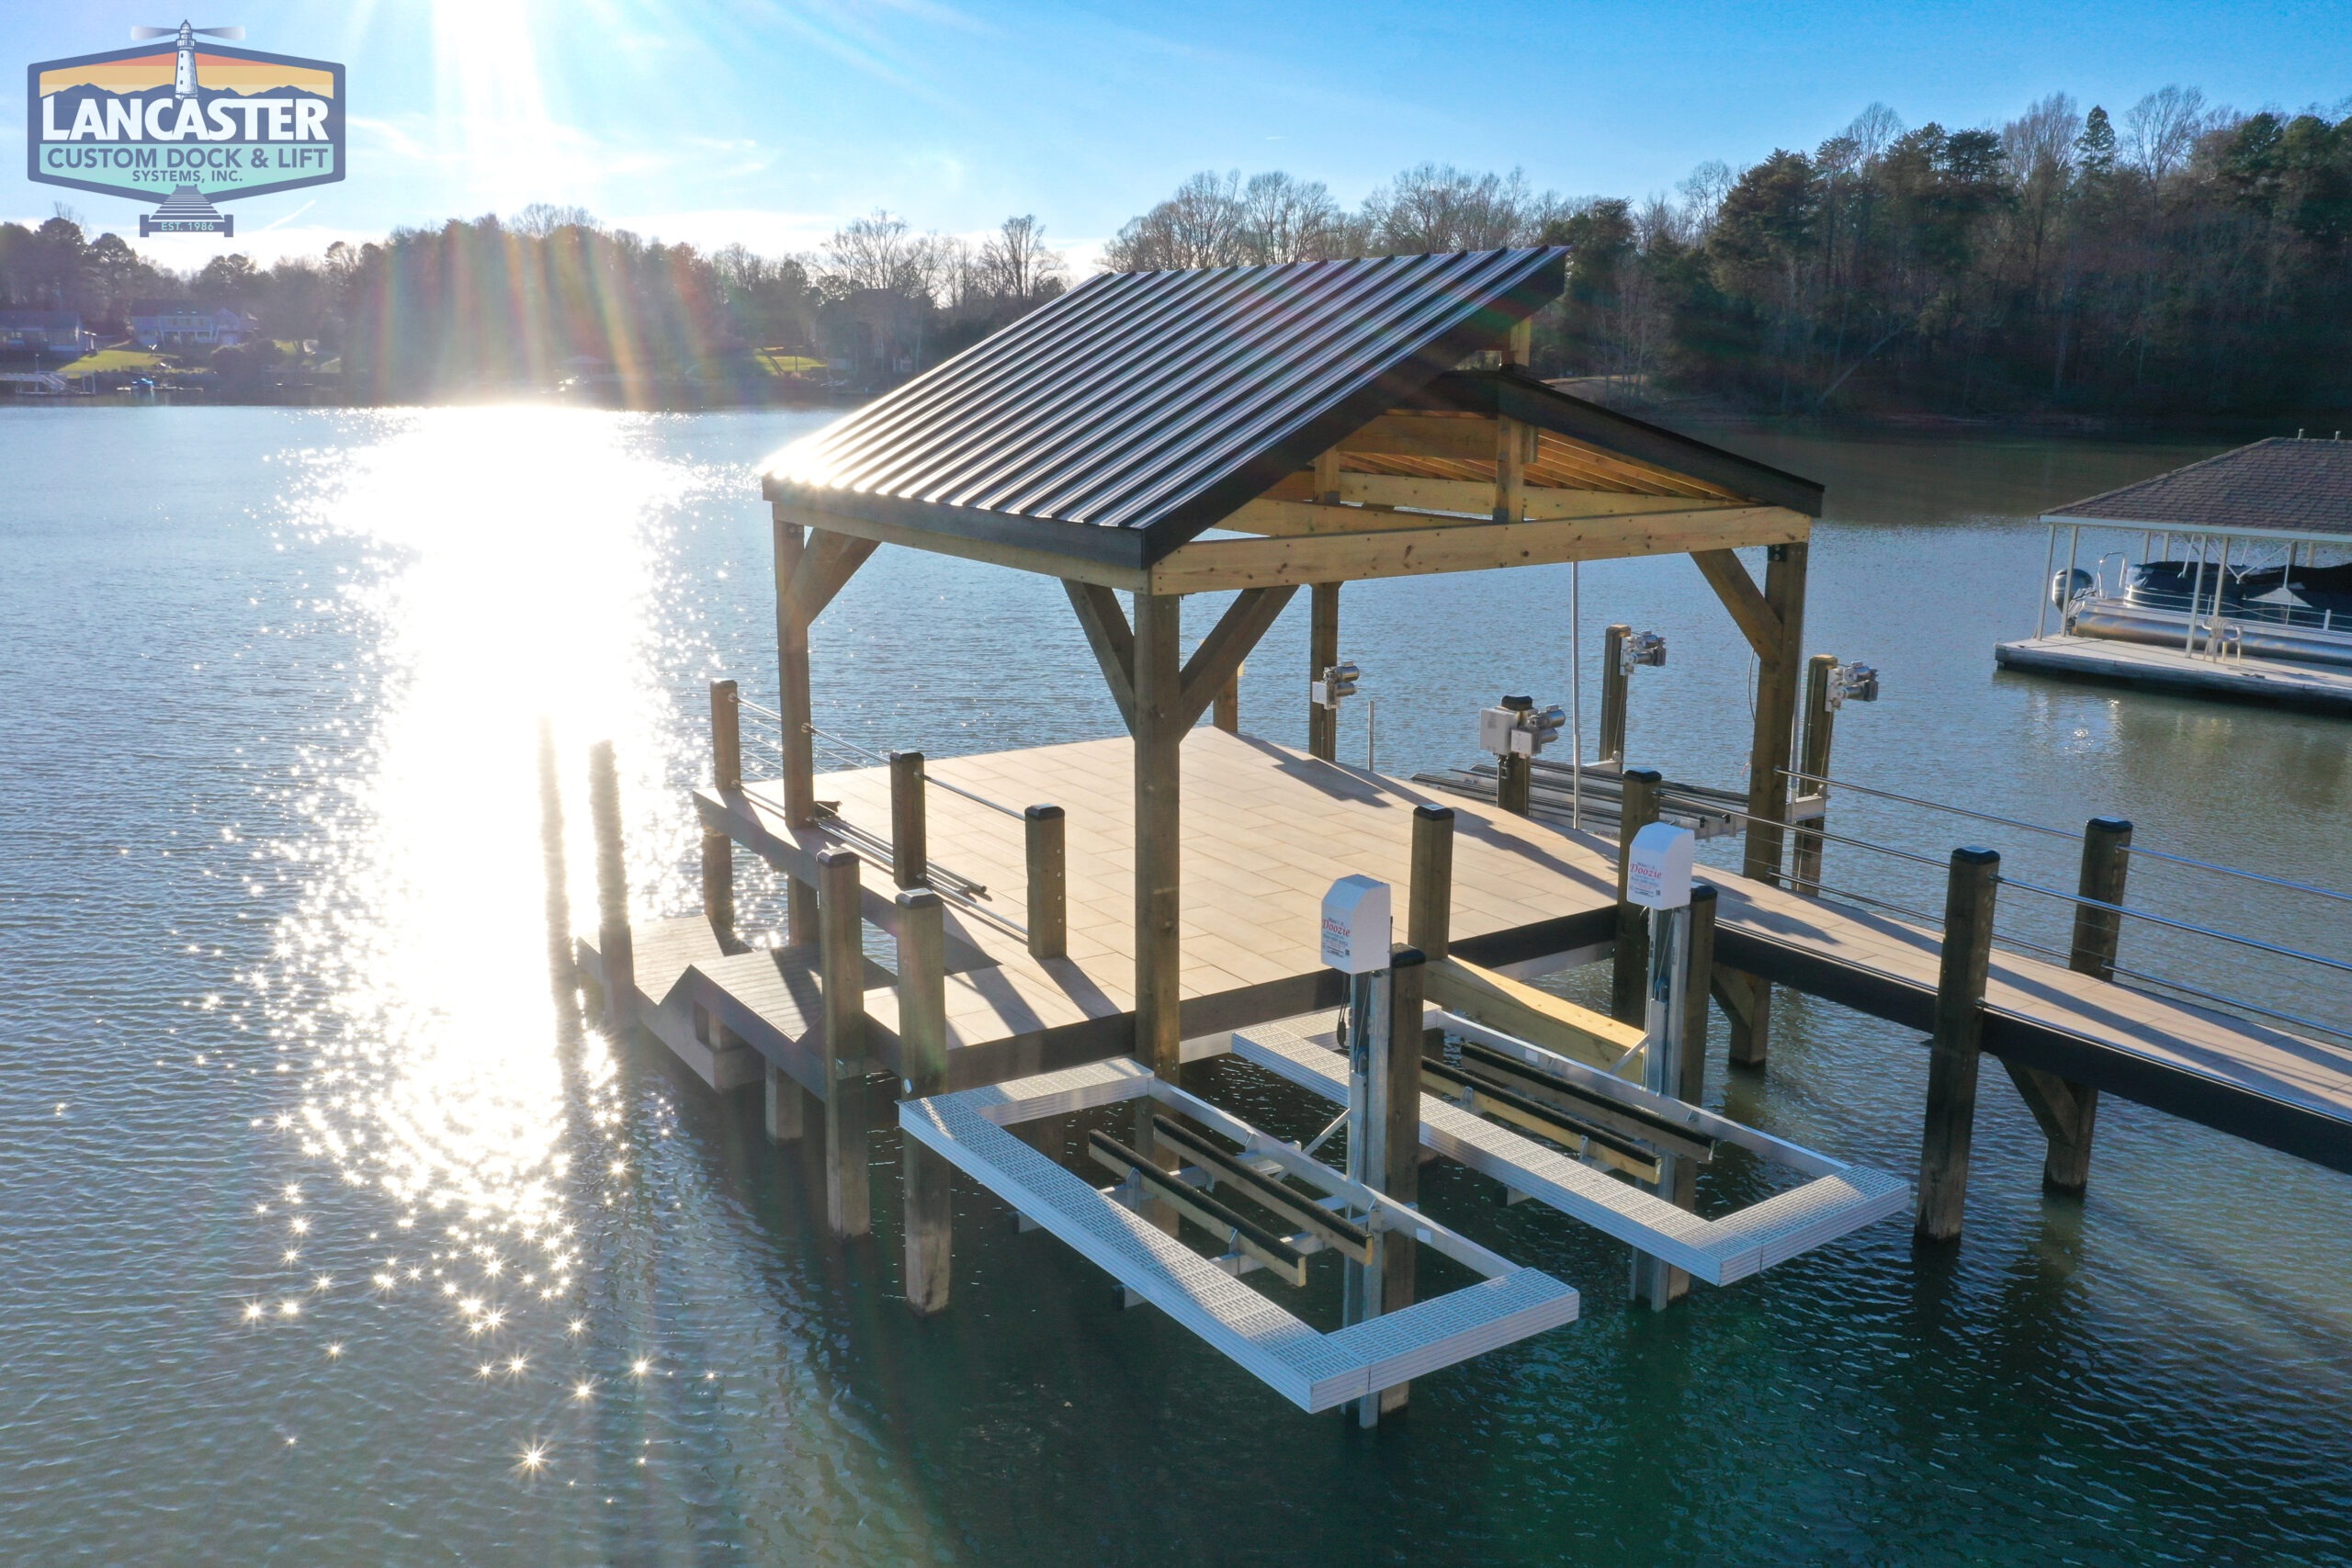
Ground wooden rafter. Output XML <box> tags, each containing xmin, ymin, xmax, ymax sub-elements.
<box><xmin>1689</xmin><ymin>547</ymin><xmax>1781</xmax><ymax>660</ymax></box>
<box><xmin>1224</xmin><ymin>491</ymin><xmax>1750</xmax><ymax>536</ymax></box>
<box><xmin>1175</xmin><ymin>586</ymin><xmax>1298</xmax><ymax>730</ymax></box>
<box><xmin>1063</xmin><ymin>580</ymin><xmax>1137</xmax><ymax>731</ymax></box>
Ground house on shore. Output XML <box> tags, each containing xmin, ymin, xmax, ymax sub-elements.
<box><xmin>129</xmin><ymin>302</ymin><xmax>261</xmax><ymax>351</ymax></box>
<box><xmin>0</xmin><ymin>310</ymin><xmax>96</xmax><ymax>356</ymax></box>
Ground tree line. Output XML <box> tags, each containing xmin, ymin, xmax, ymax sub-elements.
<box><xmin>6</xmin><ymin>82</ymin><xmax>2346</xmax><ymax>416</ymax></box>
<box><xmin>0</xmin><ymin>204</ymin><xmax>1069</xmax><ymax>400</ymax></box>
<box><xmin>1108</xmin><ymin>89</ymin><xmax>2352</xmax><ymax>419</ymax></box>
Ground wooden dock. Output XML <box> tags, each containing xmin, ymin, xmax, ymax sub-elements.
<box><xmin>661</xmin><ymin>729</ymin><xmax>2352</xmax><ymax>1177</ymax></box>
<box><xmin>1996</xmin><ymin>633</ymin><xmax>2352</xmax><ymax>714</ymax></box>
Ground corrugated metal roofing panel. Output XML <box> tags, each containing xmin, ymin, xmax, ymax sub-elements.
<box><xmin>763</xmin><ymin>248</ymin><xmax>1570</xmax><ymax>565</ymax></box>
<box><xmin>2049</xmin><ymin>437</ymin><xmax>2352</xmax><ymax>539</ymax></box>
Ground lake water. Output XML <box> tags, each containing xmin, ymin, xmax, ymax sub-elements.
<box><xmin>3</xmin><ymin>406</ymin><xmax>2348</xmax><ymax>1565</ymax></box>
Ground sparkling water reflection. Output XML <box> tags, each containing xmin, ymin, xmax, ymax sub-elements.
<box><xmin>2</xmin><ymin>407</ymin><xmax>2348</xmax><ymax>1565</ymax></box>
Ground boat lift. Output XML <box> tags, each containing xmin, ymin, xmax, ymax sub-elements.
<box><xmin>898</xmin><ymin>826</ymin><xmax>1905</xmax><ymax>1417</ymax></box>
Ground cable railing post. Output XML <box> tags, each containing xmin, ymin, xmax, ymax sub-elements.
<box><xmin>818</xmin><ymin>848</ymin><xmax>871</xmax><ymax>1239</ymax></box>
<box><xmin>1917</xmin><ymin>846</ymin><xmax>2000</xmax><ymax>1245</ymax></box>
<box><xmin>1789</xmin><ymin>654</ymin><xmax>1838</xmax><ymax>895</ymax></box>
<box><xmin>889</xmin><ymin>750</ymin><xmax>928</xmax><ymax>890</ymax></box>
<box><xmin>2008</xmin><ymin>816</ymin><xmax>2132</xmax><ymax>1195</ymax></box>
<box><xmin>898</xmin><ymin>886</ymin><xmax>951</xmax><ymax>1314</ymax></box>
<box><xmin>1408</xmin><ymin>804</ymin><xmax>1453</xmax><ymax>964</ymax></box>
<box><xmin>1024</xmin><ymin>805</ymin><xmax>1067</xmax><ymax>961</ymax></box>
<box><xmin>702</xmin><ymin>681</ymin><xmax>741</xmax><ymax>952</ymax></box>
<box><xmin>1610</xmin><ymin>768</ymin><xmax>1662</xmax><ymax>1025</ymax></box>
<box><xmin>1598</xmin><ymin>623</ymin><xmax>1632</xmax><ymax>765</ymax></box>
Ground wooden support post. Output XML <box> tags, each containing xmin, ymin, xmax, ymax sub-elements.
<box><xmin>1496</xmin><ymin>750</ymin><xmax>1532</xmax><ymax>816</ymax></box>
<box><xmin>1742</xmin><ymin>542</ymin><xmax>1809</xmax><ymax>888</ymax></box>
<box><xmin>588</xmin><ymin>740</ymin><xmax>634</xmax><ymax>1035</ymax></box>
<box><xmin>1789</xmin><ymin>654</ymin><xmax>1838</xmax><ymax>894</ymax></box>
<box><xmin>764</xmin><ymin>1065</ymin><xmax>806</xmax><ymax>1142</ymax></box>
<box><xmin>1715</xmin><ymin>966</ymin><xmax>1771</xmax><ymax>1070</ymax></box>
<box><xmin>1493</xmin><ymin>417</ymin><xmax>1529</xmax><ymax>525</ymax></box>
<box><xmin>536</xmin><ymin>718</ymin><xmax>571</xmax><ymax>993</ymax></box>
<box><xmin>1597</xmin><ymin>623</ymin><xmax>1632</xmax><ymax>764</ymax></box>
<box><xmin>818</xmin><ymin>848</ymin><xmax>871</xmax><ymax>1239</ymax></box>
<box><xmin>2007</xmin><ymin>817</ymin><xmax>2132</xmax><ymax>1193</ymax></box>
<box><xmin>1024</xmin><ymin>805</ymin><xmax>1067</xmax><ymax>961</ymax></box>
<box><xmin>702</xmin><ymin>681</ymin><xmax>741</xmax><ymax>952</ymax></box>
<box><xmin>1213</xmin><ymin>669</ymin><xmax>1240</xmax><ymax>733</ymax></box>
<box><xmin>898</xmin><ymin>886</ymin><xmax>951</xmax><ymax>1314</ymax></box>
<box><xmin>1408</xmin><ymin>805</ymin><xmax>1453</xmax><ymax>963</ymax></box>
<box><xmin>888</xmin><ymin>750</ymin><xmax>927</xmax><ymax>889</ymax></box>
<box><xmin>1133</xmin><ymin>592</ymin><xmax>1183</xmax><ymax>1081</ymax></box>
<box><xmin>1609</xmin><ymin>768</ymin><xmax>1662</xmax><ymax>1025</ymax></box>
<box><xmin>1372</xmin><ymin>945</ymin><xmax>1427</xmax><ymax>1419</ymax></box>
<box><xmin>1916</xmin><ymin>847</ymin><xmax>2000</xmax><ymax>1244</ymax></box>
<box><xmin>774</xmin><ymin>516</ymin><xmax>819</xmax><ymax>943</ymax></box>
<box><xmin>1306</xmin><ymin>581</ymin><xmax>1340</xmax><ymax>761</ymax></box>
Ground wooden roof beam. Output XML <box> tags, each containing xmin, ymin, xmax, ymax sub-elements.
<box><xmin>1149</xmin><ymin>506</ymin><xmax>1810</xmax><ymax>593</ymax></box>
<box><xmin>1221</xmin><ymin>491</ymin><xmax>1757</xmax><ymax>536</ymax></box>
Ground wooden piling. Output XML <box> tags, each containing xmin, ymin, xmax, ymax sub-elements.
<box><xmin>898</xmin><ymin>886</ymin><xmax>952</xmax><ymax>1314</ymax></box>
<box><xmin>2007</xmin><ymin>817</ymin><xmax>2132</xmax><ymax>1193</ymax></box>
<box><xmin>1024</xmin><ymin>805</ymin><xmax>1068</xmax><ymax>961</ymax></box>
<box><xmin>1307</xmin><ymin>582</ymin><xmax>1340</xmax><ymax>761</ymax></box>
<box><xmin>774</xmin><ymin>516</ymin><xmax>820</xmax><ymax>944</ymax></box>
<box><xmin>1133</xmin><ymin>592</ymin><xmax>1183</xmax><ymax>1080</ymax></box>
<box><xmin>1788</xmin><ymin>653</ymin><xmax>1838</xmax><ymax>894</ymax></box>
<box><xmin>1916</xmin><ymin>846</ymin><xmax>2000</xmax><ymax>1244</ymax></box>
<box><xmin>1597</xmin><ymin>623</ymin><xmax>1633</xmax><ymax>764</ymax></box>
<box><xmin>1609</xmin><ymin>768</ymin><xmax>1662</xmax><ymax>1024</ymax></box>
<box><xmin>1213</xmin><ymin>670</ymin><xmax>1240</xmax><ymax>733</ymax></box>
<box><xmin>588</xmin><ymin>740</ymin><xmax>634</xmax><ymax>1036</ymax></box>
<box><xmin>1373</xmin><ymin>945</ymin><xmax>1427</xmax><ymax>1420</ymax></box>
<box><xmin>702</xmin><ymin>681</ymin><xmax>741</xmax><ymax>952</ymax></box>
<box><xmin>536</xmin><ymin>717</ymin><xmax>571</xmax><ymax>993</ymax></box>
<box><xmin>1729</xmin><ymin>542</ymin><xmax>1808</xmax><ymax>1064</ymax></box>
<box><xmin>764</xmin><ymin>1065</ymin><xmax>807</xmax><ymax>1142</ymax></box>
<box><xmin>889</xmin><ymin>750</ymin><xmax>928</xmax><ymax>889</ymax></box>
<box><xmin>1407</xmin><ymin>805</ymin><xmax>1453</xmax><ymax>963</ymax></box>
<box><xmin>818</xmin><ymin>847</ymin><xmax>872</xmax><ymax>1238</ymax></box>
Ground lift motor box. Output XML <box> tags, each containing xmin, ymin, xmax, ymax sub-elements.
<box><xmin>1320</xmin><ymin>874</ymin><xmax>1392</xmax><ymax>974</ymax></box>
<box><xmin>1626</xmin><ymin>822</ymin><xmax>1695</xmax><ymax>909</ymax></box>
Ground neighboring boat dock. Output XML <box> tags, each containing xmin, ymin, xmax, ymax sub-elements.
<box><xmin>1996</xmin><ymin>435</ymin><xmax>2352</xmax><ymax>712</ymax></box>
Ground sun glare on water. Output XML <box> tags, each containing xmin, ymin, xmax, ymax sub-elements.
<box><xmin>255</xmin><ymin>406</ymin><xmax>710</xmax><ymax>1368</ymax></box>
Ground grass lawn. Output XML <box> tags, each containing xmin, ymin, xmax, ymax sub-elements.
<box><xmin>55</xmin><ymin>349</ymin><xmax>171</xmax><ymax>375</ymax></box>
<box><xmin>754</xmin><ymin>350</ymin><xmax>827</xmax><ymax>376</ymax></box>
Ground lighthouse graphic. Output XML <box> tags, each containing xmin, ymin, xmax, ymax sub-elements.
<box><xmin>132</xmin><ymin>22</ymin><xmax>247</xmax><ymax>235</ymax></box>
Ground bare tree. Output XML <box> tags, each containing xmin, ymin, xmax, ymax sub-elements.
<box><xmin>1677</xmin><ymin>160</ymin><xmax>1736</xmax><ymax>235</ymax></box>
<box><xmin>1364</xmin><ymin>163</ymin><xmax>1541</xmax><ymax>251</ymax></box>
<box><xmin>2122</xmin><ymin>85</ymin><xmax>2212</xmax><ymax>183</ymax></box>
<box><xmin>980</xmin><ymin>215</ymin><xmax>1066</xmax><ymax>300</ymax></box>
<box><xmin>822</xmin><ymin>209</ymin><xmax>939</xmax><ymax>298</ymax></box>
<box><xmin>1238</xmin><ymin>173</ymin><xmax>1349</xmax><ymax>263</ymax></box>
<box><xmin>1845</xmin><ymin>103</ymin><xmax>1904</xmax><ymax>164</ymax></box>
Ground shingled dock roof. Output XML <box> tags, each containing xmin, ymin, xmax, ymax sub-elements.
<box><xmin>763</xmin><ymin>247</ymin><xmax>1821</xmax><ymax>574</ymax></box>
<box><xmin>2046</xmin><ymin>436</ymin><xmax>2352</xmax><ymax>543</ymax></box>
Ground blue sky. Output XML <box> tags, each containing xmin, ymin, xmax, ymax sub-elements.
<box><xmin>9</xmin><ymin>0</ymin><xmax>2351</xmax><ymax>270</ymax></box>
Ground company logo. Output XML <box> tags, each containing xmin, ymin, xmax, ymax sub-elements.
<box><xmin>27</xmin><ymin>21</ymin><xmax>345</xmax><ymax>236</ymax></box>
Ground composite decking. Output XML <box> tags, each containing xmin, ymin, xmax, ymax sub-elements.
<box><xmin>689</xmin><ymin>728</ymin><xmax>2352</xmax><ymax>1174</ymax></box>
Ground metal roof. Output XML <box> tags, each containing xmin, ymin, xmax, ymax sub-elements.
<box><xmin>763</xmin><ymin>247</ymin><xmax>1821</xmax><ymax>572</ymax></box>
<box><xmin>2047</xmin><ymin>437</ymin><xmax>2352</xmax><ymax>542</ymax></box>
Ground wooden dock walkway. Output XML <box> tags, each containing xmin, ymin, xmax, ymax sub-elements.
<box><xmin>1996</xmin><ymin>633</ymin><xmax>2352</xmax><ymax>714</ymax></box>
<box><xmin>675</xmin><ymin>728</ymin><xmax>2352</xmax><ymax>1176</ymax></box>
